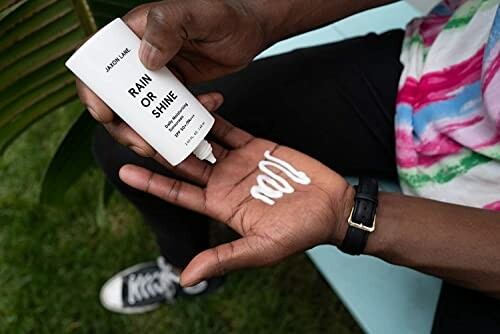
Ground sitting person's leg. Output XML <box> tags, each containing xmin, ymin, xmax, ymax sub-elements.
<box><xmin>196</xmin><ymin>29</ymin><xmax>404</xmax><ymax>178</ymax></box>
<box><xmin>93</xmin><ymin>29</ymin><xmax>405</xmax><ymax>314</ymax></box>
<box><xmin>432</xmin><ymin>282</ymin><xmax>500</xmax><ymax>334</ymax></box>
<box><xmin>94</xmin><ymin>125</ymin><xmax>223</xmax><ymax>314</ymax></box>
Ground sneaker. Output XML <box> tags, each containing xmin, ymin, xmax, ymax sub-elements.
<box><xmin>100</xmin><ymin>256</ymin><xmax>223</xmax><ymax>314</ymax></box>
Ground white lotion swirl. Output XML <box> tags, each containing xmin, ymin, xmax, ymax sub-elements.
<box><xmin>250</xmin><ymin>150</ymin><xmax>311</xmax><ymax>205</ymax></box>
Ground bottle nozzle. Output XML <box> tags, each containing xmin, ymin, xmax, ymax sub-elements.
<box><xmin>193</xmin><ymin>140</ymin><xmax>216</xmax><ymax>164</ymax></box>
<box><xmin>205</xmin><ymin>152</ymin><xmax>216</xmax><ymax>164</ymax></box>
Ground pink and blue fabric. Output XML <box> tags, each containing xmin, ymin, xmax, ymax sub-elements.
<box><xmin>396</xmin><ymin>0</ymin><xmax>500</xmax><ymax>210</ymax></box>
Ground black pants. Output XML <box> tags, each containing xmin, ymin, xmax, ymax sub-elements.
<box><xmin>92</xmin><ymin>30</ymin><xmax>500</xmax><ymax>332</ymax></box>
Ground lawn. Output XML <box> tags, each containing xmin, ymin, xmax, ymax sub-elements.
<box><xmin>0</xmin><ymin>106</ymin><xmax>361</xmax><ymax>333</ymax></box>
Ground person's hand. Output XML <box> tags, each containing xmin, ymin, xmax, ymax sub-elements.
<box><xmin>78</xmin><ymin>90</ymin><xmax>224</xmax><ymax>157</ymax></box>
<box><xmin>76</xmin><ymin>0</ymin><xmax>269</xmax><ymax>157</ymax></box>
<box><xmin>125</xmin><ymin>0</ymin><xmax>268</xmax><ymax>80</ymax></box>
<box><xmin>118</xmin><ymin>113</ymin><xmax>355</xmax><ymax>287</ymax></box>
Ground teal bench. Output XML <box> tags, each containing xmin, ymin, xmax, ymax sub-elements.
<box><xmin>257</xmin><ymin>3</ymin><xmax>442</xmax><ymax>333</ymax></box>
<box><xmin>308</xmin><ymin>178</ymin><xmax>441</xmax><ymax>334</ymax></box>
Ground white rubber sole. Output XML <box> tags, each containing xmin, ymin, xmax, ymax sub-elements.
<box><xmin>99</xmin><ymin>261</ymin><xmax>163</xmax><ymax>315</ymax></box>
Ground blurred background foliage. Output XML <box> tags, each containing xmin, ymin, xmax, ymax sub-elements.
<box><xmin>0</xmin><ymin>0</ymin><xmax>149</xmax><ymax>208</ymax></box>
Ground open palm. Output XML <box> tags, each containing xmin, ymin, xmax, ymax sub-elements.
<box><xmin>120</xmin><ymin>113</ymin><xmax>353</xmax><ymax>287</ymax></box>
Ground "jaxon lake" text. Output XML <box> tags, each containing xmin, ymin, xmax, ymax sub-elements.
<box><xmin>105</xmin><ymin>47</ymin><xmax>131</xmax><ymax>73</ymax></box>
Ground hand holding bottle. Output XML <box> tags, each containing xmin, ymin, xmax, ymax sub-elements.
<box><xmin>76</xmin><ymin>0</ymin><xmax>269</xmax><ymax>157</ymax></box>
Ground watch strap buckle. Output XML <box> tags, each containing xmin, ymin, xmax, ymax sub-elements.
<box><xmin>347</xmin><ymin>207</ymin><xmax>376</xmax><ymax>232</ymax></box>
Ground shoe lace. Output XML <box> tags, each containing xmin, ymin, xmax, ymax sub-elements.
<box><xmin>127</xmin><ymin>257</ymin><xmax>179</xmax><ymax>305</ymax></box>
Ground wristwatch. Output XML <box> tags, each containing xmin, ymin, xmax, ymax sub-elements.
<box><xmin>339</xmin><ymin>176</ymin><xmax>378</xmax><ymax>255</ymax></box>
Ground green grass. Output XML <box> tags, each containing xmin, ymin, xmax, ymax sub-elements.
<box><xmin>0</xmin><ymin>108</ymin><xmax>361</xmax><ymax>333</ymax></box>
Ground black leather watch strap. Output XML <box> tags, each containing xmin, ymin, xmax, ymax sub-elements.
<box><xmin>339</xmin><ymin>177</ymin><xmax>378</xmax><ymax>255</ymax></box>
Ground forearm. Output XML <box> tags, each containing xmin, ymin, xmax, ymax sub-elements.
<box><xmin>350</xmin><ymin>192</ymin><xmax>500</xmax><ymax>298</ymax></box>
<box><xmin>246</xmin><ymin>0</ymin><xmax>398</xmax><ymax>45</ymax></box>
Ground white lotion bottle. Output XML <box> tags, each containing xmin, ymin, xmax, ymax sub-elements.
<box><xmin>65</xmin><ymin>18</ymin><xmax>216</xmax><ymax>166</ymax></box>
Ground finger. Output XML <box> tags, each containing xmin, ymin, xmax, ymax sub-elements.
<box><xmin>119</xmin><ymin>164</ymin><xmax>209</xmax><ymax>215</ymax></box>
<box><xmin>211</xmin><ymin>114</ymin><xmax>254</xmax><ymax>149</ymax></box>
<box><xmin>99</xmin><ymin>91</ymin><xmax>222</xmax><ymax>158</ymax></box>
<box><xmin>104</xmin><ymin>121</ymin><xmax>156</xmax><ymax>157</ymax></box>
<box><xmin>167</xmin><ymin>52</ymin><xmax>212</xmax><ymax>84</ymax></box>
<box><xmin>152</xmin><ymin>140</ymin><xmax>228</xmax><ymax>182</ymax></box>
<box><xmin>180</xmin><ymin>237</ymin><xmax>265</xmax><ymax>286</ymax></box>
<box><xmin>151</xmin><ymin>92</ymin><xmax>225</xmax><ymax>178</ymax></box>
<box><xmin>197</xmin><ymin>92</ymin><xmax>224</xmax><ymax>112</ymax></box>
<box><xmin>76</xmin><ymin>79</ymin><xmax>114</xmax><ymax>123</ymax></box>
<box><xmin>152</xmin><ymin>140</ymin><xmax>229</xmax><ymax>186</ymax></box>
<box><xmin>122</xmin><ymin>3</ymin><xmax>150</xmax><ymax>37</ymax></box>
<box><xmin>137</xmin><ymin>3</ymin><xmax>189</xmax><ymax>70</ymax></box>
<box><xmin>210</xmin><ymin>141</ymin><xmax>230</xmax><ymax>160</ymax></box>
<box><xmin>153</xmin><ymin>153</ymin><xmax>213</xmax><ymax>186</ymax></box>
<box><xmin>193</xmin><ymin>93</ymin><xmax>227</xmax><ymax>158</ymax></box>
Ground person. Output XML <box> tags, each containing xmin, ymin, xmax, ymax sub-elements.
<box><xmin>75</xmin><ymin>0</ymin><xmax>500</xmax><ymax>331</ymax></box>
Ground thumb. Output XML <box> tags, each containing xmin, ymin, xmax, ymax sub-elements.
<box><xmin>137</xmin><ymin>4</ymin><xmax>189</xmax><ymax>70</ymax></box>
<box><xmin>180</xmin><ymin>237</ymin><xmax>265</xmax><ymax>287</ymax></box>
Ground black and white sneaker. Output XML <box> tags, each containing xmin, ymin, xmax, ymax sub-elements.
<box><xmin>100</xmin><ymin>256</ymin><xmax>222</xmax><ymax>314</ymax></box>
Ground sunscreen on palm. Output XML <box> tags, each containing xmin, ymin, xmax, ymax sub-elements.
<box><xmin>251</xmin><ymin>150</ymin><xmax>311</xmax><ymax>205</ymax></box>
